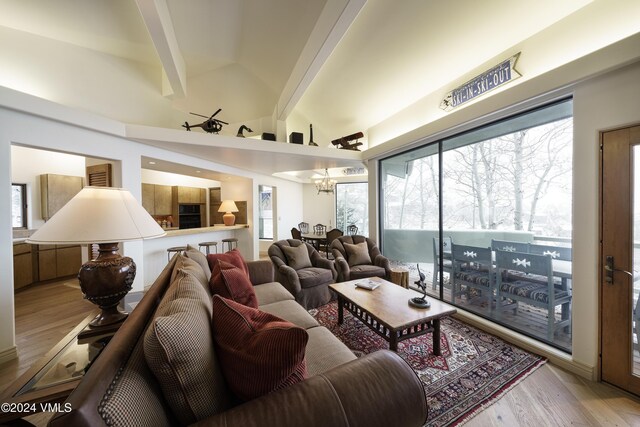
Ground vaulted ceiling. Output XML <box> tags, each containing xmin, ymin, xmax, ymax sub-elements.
<box><xmin>0</xmin><ymin>0</ymin><xmax>638</xmax><ymax>161</ymax></box>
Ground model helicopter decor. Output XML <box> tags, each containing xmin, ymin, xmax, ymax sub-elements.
<box><xmin>182</xmin><ymin>109</ymin><xmax>228</xmax><ymax>134</ymax></box>
<box><xmin>409</xmin><ymin>264</ymin><xmax>431</xmax><ymax>309</ymax></box>
<box><xmin>236</xmin><ymin>125</ymin><xmax>253</xmax><ymax>137</ymax></box>
<box><xmin>331</xmin><ymin>131</ymin><xmax>364</xmax><ymax>151</ymax></box>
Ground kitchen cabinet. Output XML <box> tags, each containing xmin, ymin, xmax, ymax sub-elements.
<box><xmin>13</xmin><ymin>243</ymin><xmax>34</xmax><ymax>290</ymax></box>
<box><xmin>37</xmin><ymin>244</ymin><xmax>82</xmax><ymax>282</ymax></box>
<box><xmin>175</xmin><ymin>186</ymin><xmax>205</xmax><ymax>204</ymax></box>
<box><xmin>141</xmin><ymin>184</ymin><xmax>173</xmax><ymax>216</ymax></box>
<box><xmin>40</xmin><ymin>174</ymin><xmax>84</xmax><ymax>220</ymax></box>
<box><xmin>141</xmin><ymin>183</ymin><xmax>155</xmax><ymax>214</ymax></box>
<box><xmin>154</xmin><ymin>185</ymin><xmax>172</xmax><ymax>215</ymax></box>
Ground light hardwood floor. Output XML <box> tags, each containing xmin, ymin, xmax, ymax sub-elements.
<box><xmin>2</xmin><ymin>278</ymin><xmax>640</xmax><ymax>426</ymax></box>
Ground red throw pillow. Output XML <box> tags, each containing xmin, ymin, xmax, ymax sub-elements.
<box><xmin>211</xmin><ymin>295</ymin><xmax>308</xmax><ymax>401</ymax></box>
<box><xmin>210</xmin><ymin>260</ymin><xmax>258</xmax><ymax>308</ymax></box>
<box><xmin>207</xmin><ymin>249</ymin><xmax>250</xmax><ymax>278</ymax></box>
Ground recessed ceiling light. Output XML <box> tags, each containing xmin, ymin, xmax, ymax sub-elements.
<box><xmin>148</xmin><ymin>161</ymin><xmax>156</xmax><ymax>165</ymax></box>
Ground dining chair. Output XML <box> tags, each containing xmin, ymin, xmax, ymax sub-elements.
<box><xmin>313</xmin><ymin>224</ymin><xmax>326</xmax><ymax>235</ymax></box>
<box><xmin>346</xmin><ymin>224</ymin><xmax>358</xmax><ymax>235</ymax></box>
<box><xmin>322</xmin><ymin>228</ymin><xmax>343</xmax><ymax>259</ymax></box>
<box><xmin>495</xmin><ymin>250</ymin><xmax>572</xmax><ymax>341</ymax></box>
<box><xmin>528</xmin><ymin>243</ymin><xmax>571</xmax><ymax>261</ymax></box>
<box><xmin>432</xmin><ymin>236</ymin><xmax>453</xmax><ymax>290</ymax></box>
<box><xmin>298</xmin><ymin>222</ymin><xmax>309</xmax><ymax>234</ymax></box>
<box><xmin>451</xmin><ymin>244</ymin><xmax>494</xmax><ymax>306</ymax></box>
<box><xmin>490</xmin><ymin>239</ymin><xmax>529</xmax><ymax>253</ymax></box>
<box><xmin>291</xmin><ymin>227</ymin><xmax>302</xmax><ymax>240</ymax></box>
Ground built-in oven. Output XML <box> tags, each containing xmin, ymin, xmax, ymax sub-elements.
<box><xmin>178</xmin><ymin>204</ymin><xmax>202</xmax><ymax>229</ymax></box>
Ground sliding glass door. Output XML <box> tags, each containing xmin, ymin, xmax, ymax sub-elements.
<box><xmin>380</xmin><ymin>99</ymin><xmax>573</xmax><ymax>352</ymax></box>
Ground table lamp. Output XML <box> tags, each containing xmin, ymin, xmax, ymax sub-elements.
<box><xmin>218</xmin><ymin>200</ymin><xmax>239</xmax><ymax>226</ymax></box>
<box><xmin>26</xmin><ymin>187</ymin><xmax>165</xmax><ymax>334</ymax></box>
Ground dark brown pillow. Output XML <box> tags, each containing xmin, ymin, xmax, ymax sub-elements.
<box><xmin>344</xmin><ymin>241</ymin><xmax>372</xmax><ymax>267</ymax></box>
<box><xmin>210</xmin><ymin>260</ymin><xmax>258</xmax><ymax>308</ymax></box>
<box><xmin>281</xmin><ymin>244</ymin><xmax>312</xmax><ymax>270</ymax></box>
<box><xmin>211</xmin><ymin>295</ymin><xmax>308</xmax><ymax>402</ymax></box>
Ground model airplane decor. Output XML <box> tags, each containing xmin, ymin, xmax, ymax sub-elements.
<box><xmin>409</xmin><ymin>264</ymin><xmax>431</xmax><ymax>309</ymax></box>
<box><xmin>331</xmin><ymin>131</ymin><xmax>364</xmax><ymax>151</ymax></box>
<box><xmin>182</xmin><ymin>109</ymin><xmax>228</xmax><ymax>134</ymax></box>
<box><xmin>236</xmin><ymin>125</ymin><xmax>253</xmax><ymax>137</ymax></box>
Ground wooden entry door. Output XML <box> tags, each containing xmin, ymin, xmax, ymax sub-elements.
<box><xmin>601</xmin><ymin>124</ymin><xmax>640</xmax><ymax>395</ymax></box>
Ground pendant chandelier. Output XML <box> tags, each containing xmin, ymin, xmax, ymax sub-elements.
<box><xmin>315</xmin><ymin>168</ymin><xmax>336</xmax><ymax>194</ymax></box>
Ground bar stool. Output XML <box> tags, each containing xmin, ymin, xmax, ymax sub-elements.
<box><xmin>221</xmin><ymin>237</ymin><xmax>238</xmax><ymax>252</ymax></box>
<box><xmin>167</xmin><ymin>246</ymin><xmax>187</xmax><ymax>261</ymax></box>
<box><xmin>198</xmin><ymin>241</ymin><xmax>218</xmax><ymax>255</ymax></box>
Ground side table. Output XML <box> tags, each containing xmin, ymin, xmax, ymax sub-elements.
<box><xmin>0</xmin><ymin>311</ymin><xmax>118</xmax><ymax>424</ymax></box>
<box><xmin>390</xmin><ymin>267</ymin><xmax>409</xmax><ymax>289</ymax></box>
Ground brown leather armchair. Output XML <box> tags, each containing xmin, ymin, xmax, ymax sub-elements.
<box><xmin>330</xmin><ymin>235</ymin><xmax>392</xmax><ymax>282</ymax></box>
<box><xmin>268</xmin><ymin>239</ymin><xmax>337</xmax><ymax>309</ymax></box>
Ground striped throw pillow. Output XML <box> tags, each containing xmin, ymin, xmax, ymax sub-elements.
<box><xmin>210</xmin><ymin>259</ymin><xmax>258</xmax><ymax>308</ymax></box>
<box><xmin>206</xmin><ymin>249</ymin><xmax>250</xmax><ymax>278</ymax></box>
<box><xmin>211</xmin><ymin>295</ymin><xmax>308</xmax><ymax>401</ymax></box>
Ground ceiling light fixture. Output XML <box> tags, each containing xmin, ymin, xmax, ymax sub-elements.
<box><xmin>315</xmin><ymin>168</ymin><xmax>336</xmax><ymax>195</ymax></box>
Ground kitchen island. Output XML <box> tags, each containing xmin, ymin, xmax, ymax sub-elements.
<box><xmin>163</xmin><ymin>224</ymin><xmax>248</xmax><ymax>237</ymax></box>
<box><xmin>142</xmin><ymin>224</ymin><xmax>250</xmax><ymax>286</ymax></box>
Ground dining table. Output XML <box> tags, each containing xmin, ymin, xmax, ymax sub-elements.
<box><xmin>301</xmin><ymin>232</ymin><xmax>327</xmax><ymax>250</ymax></box>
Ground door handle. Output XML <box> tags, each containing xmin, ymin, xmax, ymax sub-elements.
<box><xmin>605</xmin><ymin>255</ymin><xmax>633</xmax><ymax>284</ymax></box>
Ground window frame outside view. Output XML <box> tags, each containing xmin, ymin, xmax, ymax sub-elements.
<box><xmin>12</xmin><ymin>183</ymin><xmax>26</xmax><ymax>229</ymax></box>
<box><xmin>380</xmin><ymin>98</ymin><xmax>573</xmax><ymax>352</ymax></box>
<box><xmin>258</xmin><ymin>185</ymin><xmax>273</xmax><ymax>240</ymax></box>
<box><xmin>336</xmin><ymin>182</ymin><xmax>368</xmax><ymax>236</ymax></box>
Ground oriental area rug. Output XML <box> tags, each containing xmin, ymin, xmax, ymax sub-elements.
<box><xmin>309</xmin><ymin>302</ymin><xmax>546</xmax><ymax>427</ymax></box>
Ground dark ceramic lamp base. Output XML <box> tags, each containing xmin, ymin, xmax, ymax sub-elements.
<box><xmin>77</xmin><ymin>243</ymin><xmax>136</xmax><ymax>338</ymax></box>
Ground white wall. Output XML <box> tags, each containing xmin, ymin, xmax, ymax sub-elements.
<box><xmin>302</xmin><ymin>183</ymin><xmax>336</xmax><ymax>229</ymax></box>
<box><xmin>0</xmin><ymin>26</ymin><xmax>182</xmax><ymax>129</ymax></box>
<box><xmin>366</xmin><ymin>1</ymin><xmax>640</xmax><ymax>148</ymax></box>
<box><xmin>0</xmin><ymin>87</ymin><xmax>305</xmax><ymax>360</ymax></box>
<box><xmin>0</xmin><ymin>120</ymin><xmax>15</xmax><ymax>362</ymax></box>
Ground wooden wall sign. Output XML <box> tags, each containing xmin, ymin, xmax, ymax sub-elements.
<box><xmin>440</xmin><ymin>53</ymin><xmax>521</xmax><ymax>111</ymax></box>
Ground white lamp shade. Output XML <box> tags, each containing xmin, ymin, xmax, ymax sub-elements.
<box><xmin>218</xmin><ymin>200</ymin><xmax>239</xmax><ymax>213</ymax></box>
<box><xmin>26</xmin><ymin>187</ymin><xmax>166</xmax><ymax>244</ymax></box>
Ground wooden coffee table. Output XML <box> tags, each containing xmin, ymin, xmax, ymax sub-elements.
<box><xmin>330</xmin><ymin>278</ymin><xmax>456</xmax><ymax>355</ymax></box>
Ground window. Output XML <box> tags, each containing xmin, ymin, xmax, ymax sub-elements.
<box><xmin>258</xmin><ymin>185</ymin><xmax>273</xmax><ymax>239</ymax></box>
<box><xmin>12</xmin><ymin>183</ymin><xmax>27</xmax><ymax>229</ymax></box>
<box><xmin>380</xmin><ymin>98</ymin><xmax>573</xmax><ymax>352</ymax></box>
<box><xmin>336</xmin><ymin>183</ymin><xmax>368</xmax><ymax>235</ymax></box>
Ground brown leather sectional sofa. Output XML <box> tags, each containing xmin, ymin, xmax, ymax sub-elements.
<box><xmin>49</xmin><ymin>254</ymin><xmax>427</xmax><ymax>427</ymax></box>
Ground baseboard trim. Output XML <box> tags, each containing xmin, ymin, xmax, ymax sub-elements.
<box><xmin>0</xmin><ymin>345</ymin><xmax>18</xmax><ymax>365</ymax></box>
<box><xmin>453</xmin><ymin>311</ymin><xmax>595</xmax><ymax>380</ymax></box>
